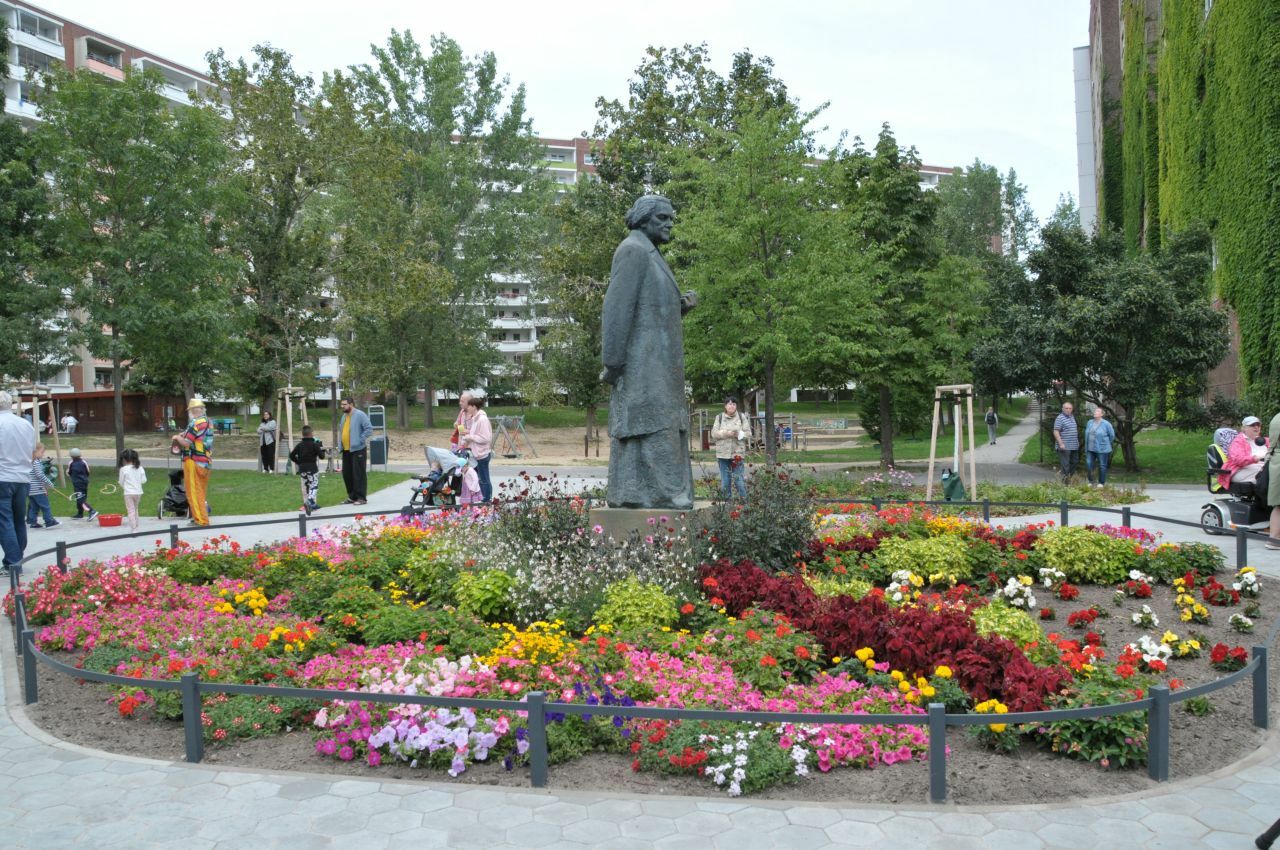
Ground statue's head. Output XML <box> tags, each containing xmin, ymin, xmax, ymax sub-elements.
<box><xmin>625</xmin><ymin>194</ymin><xmax>675</xmax><ymax>245</ymax></box>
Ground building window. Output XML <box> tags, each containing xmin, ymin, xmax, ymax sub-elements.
<box><xmin>16</xmin><ymin>46</ymin><xmax>59</xmax><ymax>75</ymax></box>
<box><xmin>583</xmin><ymin>151</ymin><xmax>597</xmax><ymax>165</ymax></box>
<box><xmin>94</xmin><ymin>369</ymin><xmax>113</xmax><ymax>388</ymax></box>
<box><xmin>87</xmin><ymin>42</ymin><xmax>123</xmax><ymax>68</ymax></box>
<box><xmin>19</xmin><ymin>12</ymin><xmax>62</xmax><ymax>44</ymax></box>
<box><xmin>546</xmin><ymin>152</ymin><xmax>567</xmax><ymax>162</ymax></box>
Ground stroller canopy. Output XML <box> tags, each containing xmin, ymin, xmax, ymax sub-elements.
<box><xmin>425</xmin><ymin>446</ymin><xmax>468</xmax><ymax>475</ymax></box>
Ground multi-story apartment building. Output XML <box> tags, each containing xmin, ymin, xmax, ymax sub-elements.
<box><xmin>2</xmin><ymin>0</ymin><xmax>218</xmax><ymax>396</ymax></box>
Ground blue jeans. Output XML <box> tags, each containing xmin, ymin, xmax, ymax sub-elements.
<box><xmin>1087</xmin><ymin>450</ymin><xmax>1111</xmax><ymax>485</ymax></box>
<box><xmin>0</xmin><ymin>480</ymin><xmax>30</xmax><ymax>568</ymax></box>
<box><xmin>475</xmin><ymin>455</ymin><xmax>492</xmax><ymax>502</ymax></box>
<box><xmin>27</xmin><ymin>492</ymin><xmax>54</xmax><ymax>526</ymax></box>
<box><xmin>717</xmin><ymin>458</ymin><xmax>747</xmax><ymax>500</ymax></box>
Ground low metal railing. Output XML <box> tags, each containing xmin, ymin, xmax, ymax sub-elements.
<box><xmin>5</xmin><ymin>498</ymin><xmax>1278</xmax><ymax>803</ymax></box>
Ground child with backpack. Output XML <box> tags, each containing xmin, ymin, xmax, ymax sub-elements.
<box><xmin>66</xmin><ymin>447</ymin><xmax>98</xmax><ymax>521</ymax></box>
<box><xmin>288</xmin><ymin>426</ymin><xmax>326</xmax><ymax>515</ymax></box>
<box><xmin>117</xmin><ymin>449</ymin><xmax>147</xmax><ymax>531</ymax></box>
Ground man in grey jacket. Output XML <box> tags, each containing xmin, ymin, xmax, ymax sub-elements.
<box><xmin>338</xmin><ymin>397</ymin><xmax>373</xmax><ymax>505</ymax></box>
<box><xmin>600</xmin><ymin>195</ymin><xmax>697</xmax><ymax>509</ymax></box>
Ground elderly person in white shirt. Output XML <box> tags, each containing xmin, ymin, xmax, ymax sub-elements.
<box><xmin>0</xmin><ymin>391</ymin><xmax>38</xmax><ymax>575</ymax></box>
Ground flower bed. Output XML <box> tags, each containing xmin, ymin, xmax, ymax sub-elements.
<box><xmin>5</xmin><ymin>479</ymin><xmax>1267</xmax><ymax>798</ymax></box>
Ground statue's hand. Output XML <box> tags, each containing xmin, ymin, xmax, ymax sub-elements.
<box><xmin>600</xmin><ymin>365</ymin><xmax>624</xmax><ymax>386</ymax></box>
<box><xmin>681</xmin><ymin>291</ymin><xmax>699</xmax><ymax>312</ymax></box>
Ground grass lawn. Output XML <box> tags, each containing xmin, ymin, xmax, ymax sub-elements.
<box><xmin>1017</xmin><ymin>424</ymin><xmax>1208</xmax><ymax>485</ymax></box>
<box><xmin>32</xmin><ymin>469</ymin><xmax>412</xmax><ymax>522</ymax></box>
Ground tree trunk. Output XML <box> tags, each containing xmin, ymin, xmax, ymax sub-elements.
<box><xmin>764</xmin><ymin>360</ymin><xmax>777</xmax><ymax>468</ymax></box>
<box><xmin>110</xmin><ymin>323</ymin><xmax>125</xmax><ymax>457</ymax></box>
<box><xmin>396</xmin><ymin>392</ymin><xmax>408</xmax><ymax>429</ymax></box>
<box><xmin>585</xmin><ymin>405</ymin><xmax>597</xmax><ymax>456</ymax></box>
<box><xmin>1118</xmin><ymin>419</ymin><xmax>1140</xmax><ymax>471</ymax></box>
<box><xmin>424</xmin><ymin>382</ymin><xmax>436</xmax><ymax>428</ymax></box>
<box><xmin>878</xmin><ymin>383</ymin><xmax>894</xmax><ymax>468</ymax></box>
<box><xmin>182</xmin><ymin>377</ymin><xmax>195</xmax><ymax>404</ymax></box>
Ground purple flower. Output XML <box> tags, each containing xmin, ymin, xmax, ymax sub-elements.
<box><xmin>367</xmin><ymin>750</ymin><xmax>382</xmax><ymax>767</ymax></box>
<box><xmin>338</xmin><ymin>746</ymin><xmax>355</xmax><ymax>761</ymax></box>
<box><xmin>315</xmin><ymin>739</ymin><xmax>337</xmax><ymax>756</ymax></box>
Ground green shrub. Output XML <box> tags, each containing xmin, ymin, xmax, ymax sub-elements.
<box><xmin>321</xmin><ymin>582</ymin><xmax>385</xmax><ymax>642</ymax></box>
<box><xmin>1039</xmin><ymin>669</ymin><xmax>1152</xmax><ymax>767</ymax></box>
<box><xmin>1176</xmin><ymin>542</ymin><xmax>1226</xmax><ymax>575</ymax></box>
<box><xmin>403</xmin><ymin>547</ymin><xmax>461</xmax><ymax>605</ymax></box>
<box><xmin>696</xmin><ymin>468</ymin><xmax>816</xmax><ymax>572</ymax></box>
<box><xmin>804</xmin><ymin>573</ymin><xmax>873</xmax><ymax>600</ymax></box>
<box><xmin>161</xmin><ymin>551</ymin><xmax>255</xmax><ymax>586</ymax></box>
<box><xmin>1034</xmin><ymin>526</ymin><xmax>1139</xmax><ymax>584</ymax></box>
<box><xmin>359</xmin><ymin>604</ymin><xmax>437</xmax><ymax>648</ymax></box>
<box><xmin>594</xmin><ymin>577</ymin><xmax>679</xmax><ymax>633</ymax></box>
<box><xmin>453</xmin><ymin>569</ymin><xmax>514</xmax><ymax>621</ymax></box>
<box><xmin>875</xmin><ymin>535</ymin><xmax>974</xmax><ymax>584</ymax></box>
<box><xmin>359</xmin><ymin>605</ymin><xmax>501</xmax><ymax>657</ymax></box>
<box><xmin>972</xmin><ymin>599</ymin><xmax>1043</xmax><ymax>649</ymax></box>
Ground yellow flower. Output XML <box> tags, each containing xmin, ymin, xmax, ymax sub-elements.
<box><xmin>890</xmin><ymin>670</ymin><xmax>905</xmax><ymax>682</ymax></box>
<box><xmin>854</xmin><ymin>647</ymin><xmax>875</xmax><ymax>662</ymax></box>
<box><xmin>898</xmin><ymin>680</ymin><xmax>911</xmax><ymax>693</ymax></box>
<box><xmin>988</xmin><ymin>723</ymin><xmax>1007</xmax><ymax>733</ymax></box>
<box><xmin>831</xmin><ymin>656</ymin><xmax>843</xmax><ymax>664</ymax></box>
<box><xmin>1161</xmin><ymin>631</ymin><xmax>1179</xmax><ymax>645</ymax></box>
<box><xmin>934</xmin><ymin>665</ymin><xmax>953</xmax><ymax>679</ymax></box>
<box><xmin>921</xmin><ymin>685</ymin><xmax>936</xmax><ymax>698</ymax></box>
<box><xmin>1019</xmin><ymin>575</ymin><xmax>1033</xmax><ymax>586</ymax></box>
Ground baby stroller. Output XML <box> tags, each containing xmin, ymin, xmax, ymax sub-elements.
<box><xmin>1201</xmin><ymin>426</ymin><xmax>1271</xmax><ymax>535</ymax></box>
<box><xmin>157</xmin><ymin>468</ymin><xmax>190</xmax><ymax>519</ymax></box>
<box><xmin>405</xmin><ymin>447</ymin><xmax>469</xmax><ymax>512</ymax></box>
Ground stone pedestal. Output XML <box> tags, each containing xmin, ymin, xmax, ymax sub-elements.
<box><xmin>588</xmin><ymin>501</ymin><xmax>715</xmax><ymax>542</ymax></box>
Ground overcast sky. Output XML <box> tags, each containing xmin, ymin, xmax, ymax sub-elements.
<box><xmin>41</xmin><ymin>0</ymin><xmax>1089</xmax><ymax>222</ymax></box>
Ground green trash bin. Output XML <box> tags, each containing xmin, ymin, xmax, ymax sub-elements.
<box><xmin>941</xmin><ymin>468</ymin><xmax>967</xmax><ymax>502</ymax></box>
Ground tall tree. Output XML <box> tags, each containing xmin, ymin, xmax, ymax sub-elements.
<box><xmin>32</xmin><ymin>67</ymin><xmax>234</xmax><ymax>454</ymax></box>
<box><xmin>677</xmin><ymin>99</ymin><xmax>833</xmax><ymax>466</ymax></box>
<box><xmin>830</xmin><ymin>126</ymin><xmax>947</xmax><ymax>467</ymax></box>
<box><xmin>339</xmin><ymin>31</ymin><xmax>551</xmax><ymax>423</ymax></box>
<box><xmin>0</xmin><ymin>109</ymin><xmax>75</xmax><ymax>386</ymax></box>
<box><xmin>533</xmin><ymin>176</ymin><xmax>630</xmax><ymax>445</ymax></box>
<box><xmin>203</xmin><ymin>45</ymin><xmax>348</xmax><ymax>407</ymax></box>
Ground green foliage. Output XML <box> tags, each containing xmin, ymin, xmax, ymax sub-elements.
<box><xmin>322</xmin><ymin>583</ymin><xmax>385</xmax><ymax>642</ymax></box>
<box><xmin>201</xmin><ymin>695</ymin><xmax>316</xmax><ymax>744</ymax></box>
<box><xmin>804</xmin><ymin>573</ymin><xmax>872</xmax><ymax>600</ymax></box>
<box><xmin>1183</xmin><ymin>696</ymin><xmax>1213</xmax><ymax>716</ymax></box>
<box><xmin>972</xmin><ymin>599</ymin><xmax>1044</xmax><ymax>649</ymax></box>
<box><xmin>593</xmin><ymin>577</ymin><xmax>679</xmax><ymax>633</ymax></box>
<box><xmin>452</xmin><ymin>570</ymin><xmax>515</xmax><ymax>621</ymax></box>
<box><xmin>1034</xmin><ymin>526</ymin><xmax>1140</xmax><ymax>584</ymax></box>
<box><xmin>31</xmin><ymin>65</ymin><xmax>238</xmax><ymax>450</ymax></box>
<box><xmin>699</xmin><ymin>610</ymin><xmax>824</xmax><ymax>692</ymax></box>
<box><xmin>697</xmin><ymin>468</ymin><xmax>816</xmax><ymax>572</ymax></box>
<box><xmin>161</xmin><ymin>552</ymin><xmax>255</xmax><ymax>587</ymax></box>
<box><xmin>545</xmin><ymin>715</ymin><xmax>628</xmax><ymax>765</ymax></box>
<box><xmin>874</xmin><ymin>535</ymin><xmax>974</xmax><ymax>583</ymax></box>
<box><xmin>1040</xmin><ymin>669</ymin><xmax>1152</xmax><ymax>767</ymax></box>
<box><xmin>402</xmin><ymin>546</ymin><xmax>463</xmax><ymax>604</ymax></box>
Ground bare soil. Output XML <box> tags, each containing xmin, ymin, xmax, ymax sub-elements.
<box><xmin>14</xmin><ymin>580</ymin><xmax>1278</xmax><ymax>805</ymax></box>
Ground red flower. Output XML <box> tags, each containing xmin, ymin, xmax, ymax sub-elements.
<box><xmin>745</xmin><ymin>629</ymin><xmax>762</xmax><ymax>643</ymax></box>
<box><xmin>1210</xmin><ymin>643</ymin><xmax>1228</xmax><ymax>664</ymax></box>
<box><xmin>710</xmin><ymin>597</ymin><xmax>724</xmax><ymax>608</ymax></box>
<box><xmin>775</xmin><ymin>624</ymin><xmax>791</xmax><ymax>638</ymax></box>
<box><xmin>1115</xmin><ymin>663</ymin><xmax>1136</xmax><ymax>679</ymax></box>
<box><xmin>680</xmin><ymin>603</ymin><xmax>695</xmax><ymax>615</ymax></box>
<box><xmin>760</xmin><ymin>655</ymin><xmax>778</xmax><ymax>667</ymax></box>
<box><xmin>794</xmin><ymin>645</ymin><xmax>811</xmax><ymax>660</ymax></box>
<box><xmin>251</xmin><ymin>634</ymin><xmax>270</xmax><ymax>650</ymax></box>
<box><xmin>703</xmin><ymin>577</ymin><xmax>719</xmax><ymax>589</ymax></box>
<box><xmin>118</xmin><ymin>696</ymin><xmax>138</xmax><ymax>716</ymax></box>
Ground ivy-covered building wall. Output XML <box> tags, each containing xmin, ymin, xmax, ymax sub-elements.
<box><xmin>1099</xmin><ymin>0</ymin><xmax>1279</xmax><ymax>407</ymax></box>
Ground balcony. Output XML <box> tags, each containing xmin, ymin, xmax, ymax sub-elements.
<box><xmin>83</xmin><ymin>57</ymin><xmax>124</xmax><ymax>80</ymax></box>
<box><xmin>496</xmin><ymin>340</ymin><xmax>537</xmax><ymax>355</ymax></box>
<box><xmin>491</xmin><ymin>316</ymin><xmax>535</xmax><ymax>330</ymax></box>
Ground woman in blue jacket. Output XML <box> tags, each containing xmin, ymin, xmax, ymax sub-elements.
<box><xmin>1085</xmin><ymin>406</ymin><xmax>1117</xmax><ymax>487</ymax></box>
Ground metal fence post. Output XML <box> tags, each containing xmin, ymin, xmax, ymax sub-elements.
<box><xmin>872</xmin><ymin>497</ymin><xmax>882</xmax><ymax>511</ymax></box>
<box><xmin>1236</xmin><ymin>528</ymin><xmax>1248</xmax><ymax>570</ymax></box>
<box><xmin>1121</xmin><ymin>506</ymin><xmax>1131</xmax><ymax>527</ymax></box>
<box><xmin>1059</xmin><ymin>500</ymin><xmax>1069</xmax><ymax>528</ymax></box>
<box><xmin>526</xmin><ymin>690</ymin><xmax>548</xmax><ymax>788</ymax></box>
<box><xmin>21</xmin><ymin>629</ymin><xmax>37</xmax><ymax>704</ymax></box>
<box><xmin>298</xmin><ymin>513</ymin><xmax>308</xmax><ymax>538</ymax></box>
<box><xmin>55</xmin><ymin>540</ymin><xmax>68</xmax><ymax>574</ymax></box>
<box><xmin>928</xmin><ymin>703</ymin><xmax>947</xmax><ymax>803</ymax></box>
<box><xmin>181</xmin><ymin>673</ymin><xmax>204</xmax><ymax>763</ymax></box>
<box><xmin>1254</xmin><ymin>646</ymin><xmax>1269</xmax><ymax>729</ymax></box>
<box><xmin>1147</xmin><ymin>686</ymin><xmax>1170</xmax><ymax>782</ymax></box>
<box><xmin>982</xmin><ymin>499</ymin><xmax>990</xmax><ymax>523</ymax></box>
<box><xmin>13</xmin><ymin>593</ymin><xmax>24</xmax><ymax>654</ymax></box>
<box><xmin>169</xmin><ymin>524</ymin><xmax>180</xmax><ymax>549</ymax></box>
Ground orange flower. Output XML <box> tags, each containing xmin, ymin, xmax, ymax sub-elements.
<box><xmin>746</xmin><ymin>629</ymin><xmax>762</xmax><ymax>642</ymax></box>
<box><xmin>795</xmin><ymin>645</ymin><xmax>811</xmax><ymax>660</ymax></box>
<box><xmin>703</xmin><ymin>577</ymin><xmax>719</xmax><ymax>589</ymax></box>
<box><xmin>776</xmin><ymin>624</ymin><xmax>791</xmax><ymax>638</ymax></box>
<box><xmin>759</xmin><ymin>655</ymin><xmax>778</xmax><ymax>667</ymax></box>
